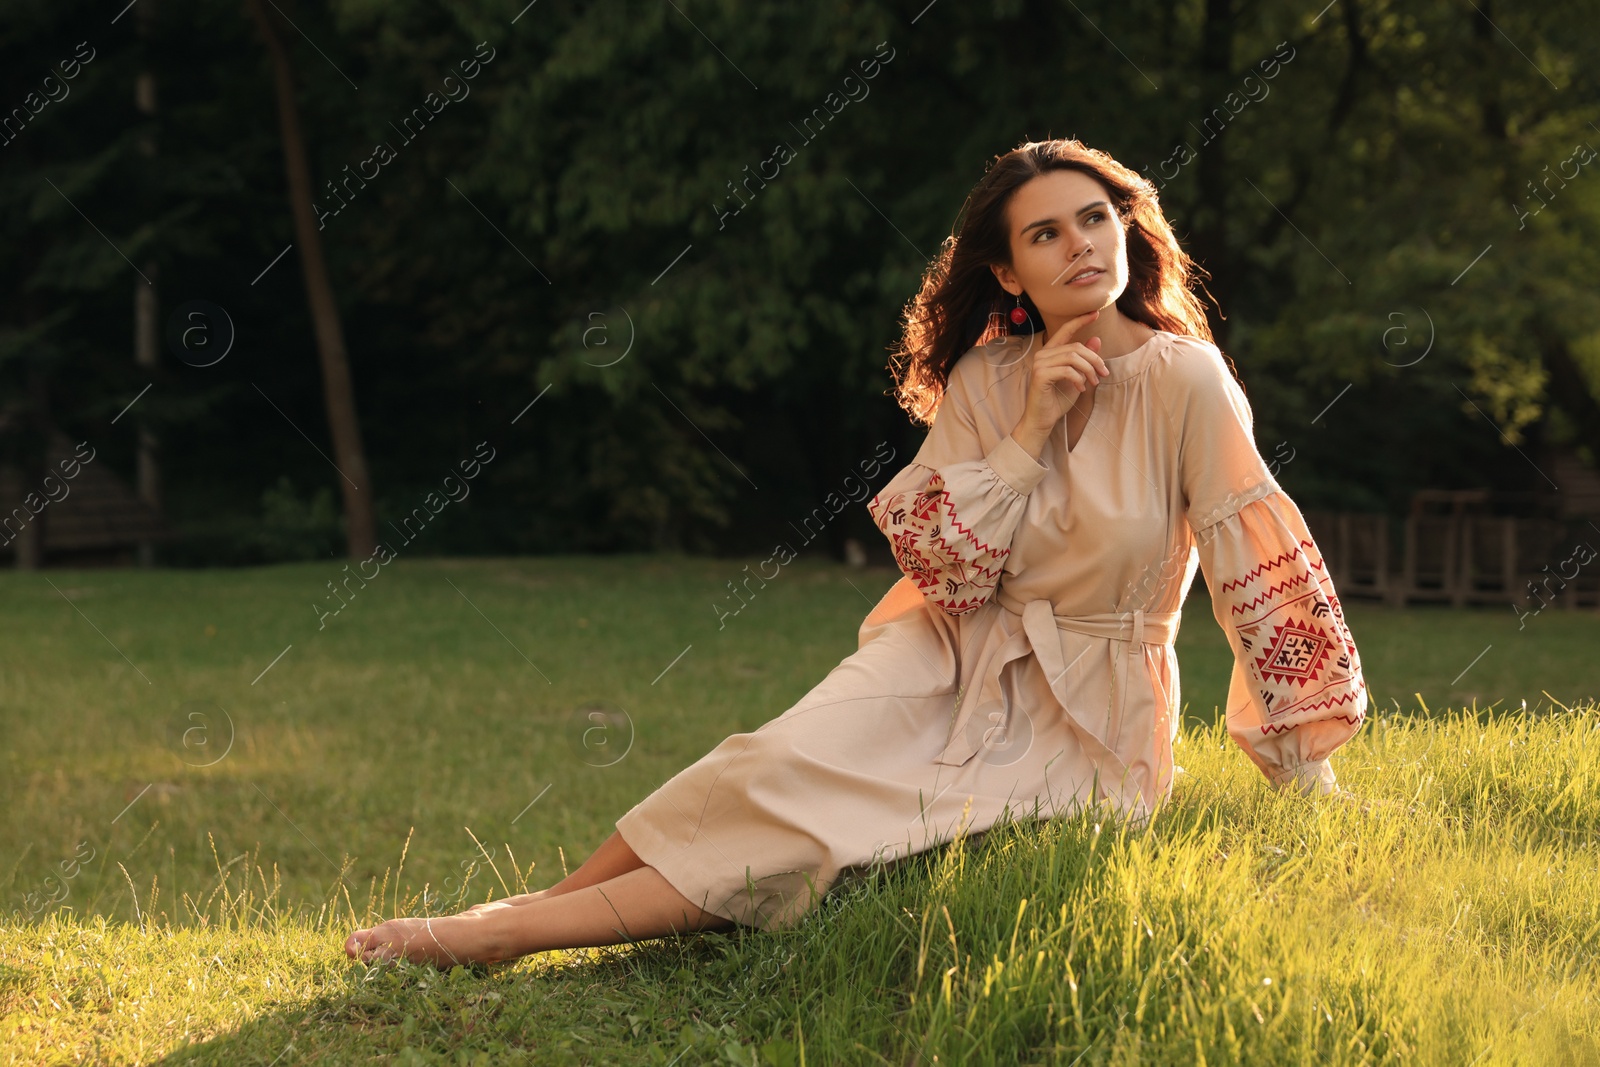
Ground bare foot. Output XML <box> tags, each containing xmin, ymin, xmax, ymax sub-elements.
<box><xmin>344</xmin><ymin>911</ymin><xmax>512</xmax><ymax>967</ymax></box>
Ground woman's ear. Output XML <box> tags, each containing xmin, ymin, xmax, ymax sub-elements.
<box><xmin>989</xmin><ymin>261</ymin><xmax>1021</xmax><ymax>295</ymax></box>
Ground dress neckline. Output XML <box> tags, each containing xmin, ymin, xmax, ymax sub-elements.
<box><xmin>981</xmin><ymin>328</ymin><xmax>1169</xmax><ymax>386</ymax></box>
<box><xmin>1063</xmin><ymin>330</ymin><xmax>1163</xmax><ymax>453</ymax></box>
<box><xmin>1098</xmin><ymin>328</ymin><xmax>1168</xmax><ymax>384</ymax></box>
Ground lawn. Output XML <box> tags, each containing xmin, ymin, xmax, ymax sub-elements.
<box><xmin>2</xmin><ymin>557</ymin><xmax>1598</xmax><ymax>1064</ymax></box>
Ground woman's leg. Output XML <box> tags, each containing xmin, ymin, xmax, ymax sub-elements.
<box><xmin>464</xmin><ymin>829</ymin><xmax>648</xmax><ymax>912</ymax></box>
<box><xmin>346</xmin><ymin>861</ymin><xmax>739</xmax><ymax>966</ymax></box>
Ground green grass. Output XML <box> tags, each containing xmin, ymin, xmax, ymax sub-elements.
<box><xmin>2</xmin><ymin>557</ymin><xmax>1598</xmax><ymax>1064</ymax></box>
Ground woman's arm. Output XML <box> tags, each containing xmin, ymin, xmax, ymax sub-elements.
<box><xmin>868</xmin><ymin>361</ymin><xmax>1049</xmax><ymax>615</ymax></box>
<box><xmin>1195</xmin><ymin>492</ymin><xmax>1367</xmax><ymax>793</ymax></box>
<box><xmin>1164</xmin><ymin>339</ymin><xmax>1368</xmax><ymax>792</ymax></box>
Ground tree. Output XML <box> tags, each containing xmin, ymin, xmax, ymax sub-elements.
<box><xmin>246</xmin><ymin>0</ymin><xmax>376</xmax><ymax>561</ymax></box>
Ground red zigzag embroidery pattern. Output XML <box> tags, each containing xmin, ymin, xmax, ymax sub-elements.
<box><xmin>1222</xmin><ymin>535</ymin><xmax>1366</xmax><ymax>727</ymax></box>
<box><xmin>868</xmin><ymin>474</ymin><xmax>1008</xmax><ymax>615</ymax></box>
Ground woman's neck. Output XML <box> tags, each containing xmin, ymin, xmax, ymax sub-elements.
<box><xmin>1038</xmin><ymin>303</ymin><xmax>1156</xmax><ymax>359</ymax></box>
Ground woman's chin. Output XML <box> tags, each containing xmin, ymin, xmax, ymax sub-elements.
<box><xmin>1040</xmin><ymin>296</ymin><xmax>1114</xmax><ymax>322</ymax></box>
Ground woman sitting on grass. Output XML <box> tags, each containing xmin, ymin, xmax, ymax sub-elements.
<box><xmin>346</xmin><ymin>137</ymin><xmax>1367</xmax><ymax>968</ymax></box>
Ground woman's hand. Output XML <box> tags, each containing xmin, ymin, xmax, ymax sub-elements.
<box><xmin>1010</xmin><ymin>307</ymin><xmax>1109</xmax><ymax>457</ymax></box>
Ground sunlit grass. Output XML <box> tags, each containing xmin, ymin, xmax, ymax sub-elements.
<box><xmin>2</xmin><ymin>558</ymin><xmax>1597</xmax><ymax>1063</ymax></box>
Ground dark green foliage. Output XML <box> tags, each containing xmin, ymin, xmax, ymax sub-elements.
<box><xmin>4</xmin><ymin>1</ymin><xmax>1598</xmax><ymax>561</ymax></box>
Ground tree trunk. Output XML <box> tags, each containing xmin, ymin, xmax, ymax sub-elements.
<box><xmin>15</xmin><ymin>371</ymin><xmax>51</xmax><ymax>570</ymax></box>
<box><xmin>135</xmin><ymin>261</ymin><xmax>161</xmax><ymax>568</ymax></box>
<box><xmin>135</xmin><ymin>6</ymin><xmax>161</xmax><ymax>566</ymax></box>
<box><xmin>245</xmin><ymin>0</ymin><xmax>377</xmax><ymax>561</ymax></box>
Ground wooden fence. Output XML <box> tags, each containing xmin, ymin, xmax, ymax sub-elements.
<box><xmin>1302</xmin><ymin>509</ymin><xmax>1600</xmax><ymax>611</ymax></box>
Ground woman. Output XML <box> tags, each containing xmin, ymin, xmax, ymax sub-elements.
<box><xmin>345</xmin><ymin>138</ymin><xmax>1367</xmax><ymax>967</ymax></box>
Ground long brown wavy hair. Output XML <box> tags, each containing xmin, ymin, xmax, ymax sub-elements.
<box><xmin>887</xmin><ymin>138</ymin><xmax>1218</xmax><ymax>426</ymax></box>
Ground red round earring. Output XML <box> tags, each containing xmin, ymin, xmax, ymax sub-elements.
<box><xmin>1009</xmin><ymin>294</ymin><xmax>1028</xmax><ymax>326</ymax></box>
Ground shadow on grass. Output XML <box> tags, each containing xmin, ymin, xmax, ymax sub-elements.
<box><xmin>143</xmin><ymin>833</ymin><xmax>980</xmax><ymax>1066</ymax></box>
<box><xmin>38</xmin><ymin>706</ymin><xmax>1600</xmax><ymax>1064</ymax></box>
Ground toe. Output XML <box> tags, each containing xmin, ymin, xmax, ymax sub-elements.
<box><xmin>345</xmin><ymin>929</ymin><xmax>374</xmax><ymax>959</ymax></box>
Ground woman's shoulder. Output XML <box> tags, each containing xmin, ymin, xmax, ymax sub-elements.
<box><xmin>1147</xmin><ymin>330</ymin><xmax>1260</xmax><ymax>437</ymax></box>
<box><xmin>1149</xmin><ymin>330</ymin><xmax>1226</xmax><ymax>374</ymax></box>
<box><xmin>1148</xmin><ymin>330</ymin><xmax>1242</xmax><ymax>398</ymax></box>
<box><xmin>928</xmin><ymin>337</ymin><xmax>1031</xmax><ymax>431</ymax></box>
<box><xmin>949</xmin><ymin>335</ymin><xmax>1032</xmax><ymax>398</ymax></box>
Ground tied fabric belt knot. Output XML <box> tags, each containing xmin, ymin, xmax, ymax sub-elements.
<box><xmin>934</xmin><ymin>589</ymin><xmax>1181</xmax><ymax>816</ymax></box>
<box><xmin>1017</xmin><ymin>597</ymin><xmax>1181</xmax><ymax>654</ymax></box>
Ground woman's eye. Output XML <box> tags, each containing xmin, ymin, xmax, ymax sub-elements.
<box><xmin>1032</xmin><ymin>228</ymin><xmax>1056</xmax><ymax>242</ymax></box>
<box><xmin>1085</xmin><ymin>212</ymin><xmax>1105</xmax><ymax>224</ymax></box>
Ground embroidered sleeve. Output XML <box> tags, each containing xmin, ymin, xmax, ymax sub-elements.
<box><xmin>1167</xmin><ymin>339</ymin><xmax>1366</xmax><ymax>794</ymax></box>
<box><xmin>1195</xmin><ymin>492</ymin><xmax>1368</xmax><ymax>794</ymax></box>
<box><xmin>867</xmin><ymin>362</ymin><xmax>1049</xmax><ymax>615</ymax></box>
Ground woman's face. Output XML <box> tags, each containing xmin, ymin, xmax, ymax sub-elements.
<box><xmin>990</xmin><ymin>169</ymin><xmax>1130</xmax><ymax>323</ymax></box>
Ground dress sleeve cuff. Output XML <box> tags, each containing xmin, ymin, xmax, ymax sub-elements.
<box><xmin>1269</xmin><ymin>757</ymin><xmax>1339</xmax><ymax>797</ymax></box>
<box><xmin>986</xmin><ymin>434</ymin><xmax>1050</xmax><ymax>496</ymax></box>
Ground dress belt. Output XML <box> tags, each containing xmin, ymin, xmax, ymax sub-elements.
<box><xmin>1002</xmin><ymin>590</ymin><xmax>1181</xmax><ymax>651</ymax></box>
<box><xmin>934</xmin><ymin>586</ymin><xmax>1181</xmax><ymax>817</ymax></box>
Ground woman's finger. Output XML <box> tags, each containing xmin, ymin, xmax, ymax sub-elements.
<box><xmin>1081</xmin><ymin>335</ymin><xmax>1108</xmax><ymax>376</ymax></box>
<box><xmin>1042</xmin><ymin>307</ymin><xmax>1099</xmax><ymax>349</ymax></box>
<box><xmin>1043</xmin><ymin>366</ymin><xmax>1086</xmax><ymax>393</ymax></box>
<box><xmin>1034</xmin><ymin>340</ymin><xmax>1109</xmax><ymax>379</ymax></box>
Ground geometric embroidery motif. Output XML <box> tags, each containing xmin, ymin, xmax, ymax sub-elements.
<box><xmin>1254</xmin><ymin>618</ymin><xmax>1332</xmax><ymax>689</ymax></box>
<box><xmin>867</xmin><ymin>472</ymin><xmax>1011</xmax><ymax>616</ymax></box>
<box><xmin>1217</xmin><ymin>528</ymin><xmax>1367</xmax><ymax>726</ymax></box>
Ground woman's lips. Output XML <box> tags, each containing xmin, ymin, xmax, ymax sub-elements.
<box><xmin>1065</xmin><ymin>268</ymin><xmax>1105</xmax><ymax>285</ymax></box>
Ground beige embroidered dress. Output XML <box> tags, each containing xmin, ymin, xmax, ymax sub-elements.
<box><xmin>615</xmin><ymin>329</ymin><xmax>1368</xmax><ymax>931</ymax></box>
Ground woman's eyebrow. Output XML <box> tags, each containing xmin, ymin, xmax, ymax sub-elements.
<box><xmin>1019</xmin><ymin>200</ymin><xmax>1110</xmax><ymax>235</ymax></box>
